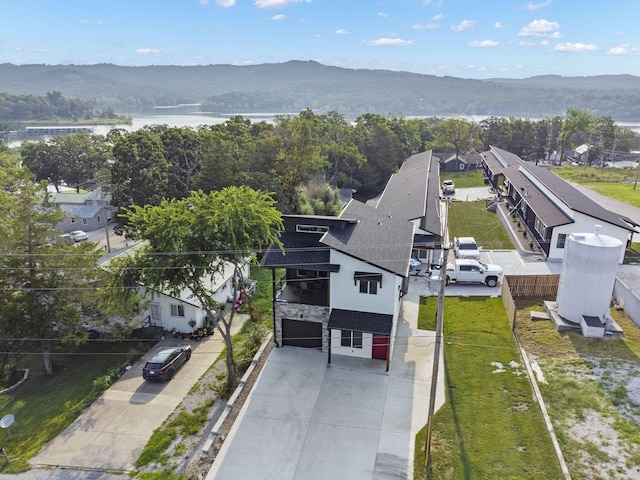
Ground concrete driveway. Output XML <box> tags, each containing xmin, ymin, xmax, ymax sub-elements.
<box><xmin>32</xmin><ymin>319</ymin><xmax>245</xmax><ymax>473</ymax></box>
<box><xmin>206</xmin><ymin>285</ymin><xmax>446</xmax><ymax>480</ymax></box>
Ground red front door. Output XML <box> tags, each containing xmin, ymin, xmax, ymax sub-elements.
<box><xmin>372</xmin><ymin>334</ymin><xmax>389</xmax><ymax>360</ymax></box>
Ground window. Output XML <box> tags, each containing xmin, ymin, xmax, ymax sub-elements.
<box><xmin>82</xmin><ymin>218</ymin><xmax>88</xmax><ymax>225</ymax></box>
<box><xmin>97</xmin><ymin>215</ymin><xmax>101</xmax><ymax>223</ymax></box>
<box><xmin>170</xmin><ymin>304</ymin><xmax>185</xmax><ymax>317</ymax></box>
<box><xmin>340</xmin><ymin>330</ymin><xmax>362</xmax><ymax>349</ymax></box>
<box><xmin>359</xmin><ymin>280</ymin><xmax>378</xmax><ymax>294</ymax></box>
<box><xmin>557</xmin><ymin>234</ymin><xmax>567</xmax><ymax>249</ymax></box>
<box><xmin>354</xmin><ymin>272</ymin><xmax>381</xmax><ymax>295</ymax></box>
<box><xmin>106</xmin><ymin>210</ymin><xmax>112</xmax><ymax>220</ymax></box>
<box><xmin>296</xmin><ymin>224</ymin><xmax>329</xmax><ymax>233</ymax></box>
<box><xmin>534</xmin><ymin>217</ymin><xmax>546</xmax><ymax>238</ymax></box>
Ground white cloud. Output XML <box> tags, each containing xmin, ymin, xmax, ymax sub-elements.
<box><xmin>553</xmin><ymin>42</ymin><xmax>598</xmax><ymax>52</ymax></box>
<box><xmin>451</xmin><ymin>20</ymin><xmax>476</xmax><ymax>32</ymax></box>
<box><xmin>80</xmin><ymin>19</ymin><xmax>104</xmax><ymax>25</ymax></box>
<box><xmin>494</xmin><ymin>22</ymin><xmax>502</xmax><ymax>29</ymax></box>
<box><xmin>335</xmin><ymin>28</ymin><xmax>349</xmax><ymax>35</ymax></box>
<box><xmin>518</xmin><ymin>40</ymin><xmax>548</xmax><ymax>47</ymax></box>
<box><xmin>607</xmin><ymin>44</ymin><xmax>640</xmax><ymax>55</ymax></box>
<box><xmin>15</xmin><ymin>47</ymin><xmax>48</xmax><ymax>53</ymax></box>
<box><xmin>549</xmin><ymin>31</ymin><xmax>564</xmax><ymax>39</ymax></box>
<box><xmin>254</xmin><ymin>0</ymin><xmax>310</xmax><ymax>8</ymax></box>
<box><xmin>136</xmin><ymin>48</ymin><xmax>162</xmax><ymax>56</ymax></box>
<box><xmin>413</xmin><ymin>23</ymin><xmax>441</xmax><ymax>30</ymax></box>
<box><xmin>432</xmin><ymin>14</ymin><xmax>445</xmax><ymax>21</ymax></box>
<box><xmin>216</xmin><ymin>0</ymin><xmax>236</xmax><ymax>6</ymax></box>
<box><xmin>524</xmin><ymin>0</ymin><xmax>552</xmax><ymax>11</ymax></box>
<box><xmin>377</xmin><ymin>11</ymin><xmax>390</xmax><ymax>18</ymax></box>
<box><xmin>362</xmin><ymin>38</ymin><xmax>415</xmax><ymax>46</ymax></box>
<box><xmin>468</xmin><ymin>40</ymin><xmax>499</xmax><ymax>47</ymax></box>
<box><xmin>518</xmin><ymin>19</ymin><xmax>559</xmax><ymax>37</ymax></box>
<box><xmin>271</xmin><ymin>14</ymin><xmax>285</xmax><ymax>20</ymax></box>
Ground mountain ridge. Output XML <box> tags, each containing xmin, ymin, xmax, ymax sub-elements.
<box><xmin>1</xmin><ymin>61</ymin><xmax>638</xmax><ymax>120</ymax></box>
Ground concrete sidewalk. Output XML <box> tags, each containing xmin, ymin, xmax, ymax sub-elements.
<box><xmin>206</xmin><ymin>286</ymin><xmax>445</xmax><ymax>480</ymax></box>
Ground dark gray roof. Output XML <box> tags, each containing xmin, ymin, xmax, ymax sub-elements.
<box><xmin>260</xmin><ymin>231</ymin><xmax>339</xmax><ymax>271</ymax></box>
<box><xmin>483</xmin><ymin>146</ymin><xmax>637</xmax><ymax>232</ymax></box>
<box><xmin>520</xmin><ymin>163</ymin><xmax>637</xmax><ymax>230</ymax></box>
<box><xmin>328</xmin><ymin>309</ymin><xmax>393</xmax><ymax>335</ymax></box>
<box><xmin>507</xmin><ymin>169</ymin><xmax>572</xmax><ymax>228</ymax></box>
<box><xmin>375</xmin><ymin>151</ymin><xmax>430</xmax><ymax>222</ymax></box>
<box><xmin>375</xmin><ymin>151</ymin><xmax>442</xmax><ymax>238</ymax></box>
<box><xmin>321</xmin><ymin>199</ymin><xmax>415</xmax><ymax>277</ymax></box>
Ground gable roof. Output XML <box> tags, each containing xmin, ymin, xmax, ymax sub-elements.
<box><xmin>321</xmin><ymin>199</ymin><xmax>414</xmax><ymax>277</ymax></box>
<box><xmin>484</xmin><ymin>145</ymin><xmax>637</xmax><ymax>232</ymax></box>
<box><xmin>375</xmin><ymin>150</ymin><xmax>442</xmax><ymax>237</ymax></box>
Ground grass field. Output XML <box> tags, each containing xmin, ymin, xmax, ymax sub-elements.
<box><xmin>0</xmin><ymin>340</ymin><xmax>149</xmax><ymax>473</ymax></box>
<box><xmin>554</xmin><ymin>165</ymin><xmax>640</xmax><ymax>208</ymax></box>
<box><xmin>440</xmin><ymin>169</ymin><xmax>486</xmax><ymax>189</ymax></box>
<box><xmin>414</xmin><ymin>297</ymin><xmax>563</xmax><ymax>480</ymax></box>
<box><xmin>447</xmin><ymin>200</ymin><xmax>515</xmax><ymax>251</ymax></box>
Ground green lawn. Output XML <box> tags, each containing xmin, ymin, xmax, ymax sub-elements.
<box><xmin>447</xmin><ymin>200</ymin><xmax>515</xmax><ymax>251</ymax></box>
<box><xmin>415</xmin><ymin>297</ymin><xmax>563</xmax><ymax>480</ymax></box>
<box><xmin>0</xmin><ymin>340</ymin><xmax>149</xmax><ymax>473</ymax></box>
<box><xmin>554</xmin><ymin>165</ymin><xmax>640</xmax><ymax>208</ymax></box>
<box><xmin>440</xmin><ymin>169</ymin><xmax>486</xmax><ymax>189</ymax></box>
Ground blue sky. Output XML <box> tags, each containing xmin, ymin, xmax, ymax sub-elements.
<box><xmin>2</xmin><ymin>0</ymin><xmax>639</xmax><ymax>79</ymax></box>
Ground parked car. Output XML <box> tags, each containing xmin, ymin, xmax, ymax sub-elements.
<box><xmin>142</xmin><ymin>344</ymin><xmax>192</xmax><ymax>381</ymax></box>
<box><xmin>442</xmin><ymin>180</ymin><xmax>455</xmax><ymax>195</ymax></box>
<box><xmin>409</xmin><ymin>258</ymin><xmax>421</xmax><ymax>272</ymax></box>
<box><xmin>453</xmin><ymin>236</ymin><xmax>480</xmax><ymax>260</ymax></box>
<box><xmin>60</xmin><ymin>234</ymin><xmax>74</xmax><ymax>245</ymax></box>
<box><xmin>69</xmin><ymin>230</ymin><xmax>88</xmax><ymax>242</ymax></box>
<box><xmin>445</xmin><ymin>259</ymin><xmax>503</xmax><ymax>287</ymax></box>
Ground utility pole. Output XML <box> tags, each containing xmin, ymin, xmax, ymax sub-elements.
<box><xmin>425</xmin><ymin>198</ymin><xmax>450</xmax><ymax>469</ymax></box>
<box><xmin>98</xmin><ymin>186</ymin><xmax>111</xmax><ymax>252</ymax></box>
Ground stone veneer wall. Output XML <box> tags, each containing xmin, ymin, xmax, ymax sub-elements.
<box><xmin>275</xmin><ymin>302</ymin><xmax>331</xmax><ymax>351</ymax></box>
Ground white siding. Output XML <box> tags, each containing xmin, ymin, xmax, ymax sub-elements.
<box><xmin>329</xmin><ymin>330</ymin><xmax>373</xmax><ymax>358</ymax></box>
<box><xmin>329</xmin><ymin>250</ymin><xmax>402</xmax><ymax>315</ymax></box>
<box><xmin>548</xmin><ymin>212</ymin><xmax>630</xmax><ymax>262</ymax></box>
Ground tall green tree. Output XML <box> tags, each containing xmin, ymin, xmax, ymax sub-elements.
<box><xmin>430</xmin><ymin>117</ymin><xmax>476</xmax><ymax>158</ymax></box>
<box><xmin>103</xmin><ymin>186</ymin><xmax>283</xmax><ymax>390</ymax></box>
<box><xmin>0</xmin><ymin>152</ymin><xmax>101</xmax><ymax>376</ymax></box>
<box><xmin>110</xmin><ymin>130</ymin><xmax>171</xmax><ymax>210</ymax></box>
<box><xmin>558</xmin><ymin>108</ymin><xmax>594</xmax><ymax>164</ymax></box>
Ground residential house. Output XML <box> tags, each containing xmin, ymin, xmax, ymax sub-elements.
<box><xmin>375</xmin><ymin>150</ymin><xmax>443</xmax><ymax>265</ymax></box>
<box><xmin>437</xmin><ymin>152</ymin><xmax>483</xmax><ymax>173</ymax></box>
<box><xmin>136</xmin><ymin>260</ymin><xmax>250</xmax><ymax>334</ymax></box>
<box><xmin>482</xmin><ymin>146</ymin><xmax>638</xmax><ymax>262</ymax></box>
<box><xmin>260</xmin><ymin>199</ymin><xmax>415</xmax><ymax>369</ymax></box>
<box><xmin>49</xmin><ymin>189</ymin><xmax>116</xmax><ymax>233</ymax></box>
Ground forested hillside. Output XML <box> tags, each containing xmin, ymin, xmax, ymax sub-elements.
<box><xmin>1</xmin><ymin>61</ymin><xmax>639</xmax><ymax>121</ymax></box>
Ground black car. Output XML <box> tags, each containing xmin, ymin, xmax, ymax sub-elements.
<box><xmin>142</xmin><ymin>344</ymin><xmax>192</xmax><ymax>381</ymax></box>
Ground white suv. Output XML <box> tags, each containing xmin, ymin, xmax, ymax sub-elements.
<box><xmin>453</xmin><ymin>236</ymin><xmax>480</xmax><ymax>260</ymax></box>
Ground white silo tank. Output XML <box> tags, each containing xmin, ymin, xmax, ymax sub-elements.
<box><xmin>556</xmin><ymin>228</ymin><xmax>623</xmax><ymax>324</ymax></box>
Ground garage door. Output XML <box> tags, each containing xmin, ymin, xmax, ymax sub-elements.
<box><xmin>282</xmin><ymin>319</ymin><xmax>322</xmax><ymax>348</ymax></box>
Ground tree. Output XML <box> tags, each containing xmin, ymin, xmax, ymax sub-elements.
<box><xmin>430</xmin><ymin>117</ymin><xmax>476</xmax><ymax>158</ymax></box>
<box><xmin>0</xmin><ymin>152</ymin><xmax>102</xmax><ymax>376</ymax></box>
<box><xmin>110</xmin><ymin>130</ymin><xmax>171</xmax><ymax>210</ymax></box>
<box><xmin>558</xmin><ymin>108</ymin><xmax>593</xmax><ymax>164</ymax></box>
<box><xmin>104</xmin><ymin>186</ymin><xmax>283</xmax><ymax>390</ymax></box>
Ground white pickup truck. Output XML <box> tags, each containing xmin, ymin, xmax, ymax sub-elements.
<box><xmin>444</xmin><ymin>259</ymin><xmax>503</xmax><ymax>287</ymax></box>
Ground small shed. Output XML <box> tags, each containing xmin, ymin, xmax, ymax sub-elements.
<box><xmin>581</xmin><ymin>315</ymin><xmax>605</xmax><ymax>338</ymax></box>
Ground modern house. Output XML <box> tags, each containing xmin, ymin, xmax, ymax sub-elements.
<box><xmin>49</xmin><ymin>189</ymin><xmax>116</xmax><ymax>233</ymax></box>
<box><xmin>260</xmin><ymin>151</ymin><xmax>444</xmax><ymax>368</ymax></box>
<box><xmin>260</xmin><ymin>199</ymin><xmax>415</xmax><ymax>369</ymax></box>
<box><xmin>482</xmin><ymin>146</ymin><xmax>638</xmax><ymax>262</ymax></box>
<box><xmin>375</xmin><ymin>150</ymin><xmax>443</xmax><ymax>265</ymax></box>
